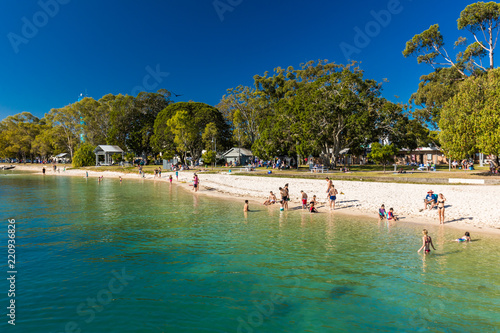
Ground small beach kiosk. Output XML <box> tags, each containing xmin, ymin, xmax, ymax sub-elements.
<box><xmin>94</xmin><ymin>145</ymin><xmax>124</xmax><ymax>166</ymax></box>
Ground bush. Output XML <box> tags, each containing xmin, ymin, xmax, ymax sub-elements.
<box><xmin>73</xmin><ymin>144</ymin><xmax>96</xmax><ymax>167</ymax></box>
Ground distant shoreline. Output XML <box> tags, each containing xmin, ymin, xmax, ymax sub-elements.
<box><xmin>4</xmin><ymin>164</ymin><xmax>500</xmax><ymax>236</ymax></box>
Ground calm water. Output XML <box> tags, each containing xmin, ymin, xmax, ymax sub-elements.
<box><xmin>0</xmin><ymin>171</ymin><xmax>499</xmax><ymax>333</ymax></box>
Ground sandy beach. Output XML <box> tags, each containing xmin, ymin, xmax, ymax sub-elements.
<box><xmin>5</xmin><ymin>164</ymin><xmax>500</xmax><ymax>235</ymax></box>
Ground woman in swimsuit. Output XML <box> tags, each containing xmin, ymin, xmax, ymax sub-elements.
<box><xmin>437</xmin><ymin>193</ymin><xmax>446</xmax><ymax>224</ymax></box>
<box><xmin>418</xmin><ymin>229</ymin><xmax>436</xmax><ymax>254</ymax></box>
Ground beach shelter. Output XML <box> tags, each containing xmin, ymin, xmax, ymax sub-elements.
<box><xmin>222</xmin><ymin>147</ymin><xmax>253</xmax><ymax>165</ymax></box>
<box><xmin>94</xmin><ymin>145</ymin><xmax>124</xmax><ymax>166</ymax></box>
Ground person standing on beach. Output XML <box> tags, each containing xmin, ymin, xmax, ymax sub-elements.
<box><xmin>159</xmin><ymin>167</ymin><xmax>162</xmax><ymax>178</ymax></box>
<box><xmin>437</xmin><ymin>193</ymin><xmax>446</xmax><ymax>224</ymax></box>
<box><xmin>328</xmin><ymin>185</ymin><xmax>338</xmax><ymax>210</ymax></box>
<box><xmin>175</xmin><ymin>170</ymin><xmax>179</xmax><ymax>181</ymax></box>
<box><xmin>42</xmin><ymin>167</ymin><xmax>45</xmax><ymax>175</ymax></box>
<box><xmin>418</xmin><ymin>229</ymin><xmax>436</xmax><ymax>254</ymax></box>
<box><xmin>301</xmin><ymin>190</ymin><xmax>308</xmax><ymax>209</ymax></box>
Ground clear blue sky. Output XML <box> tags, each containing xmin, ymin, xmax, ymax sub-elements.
<box><xmin>0</xmin><ymin>0</ymin><xmax>491</xmax><ymax>121</ymax></box>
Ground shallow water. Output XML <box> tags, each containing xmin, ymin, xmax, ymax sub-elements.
<box><xmin>0</xmin><ymin>172</ymin><xmax>499</xmax><ymax>332</ymax></box>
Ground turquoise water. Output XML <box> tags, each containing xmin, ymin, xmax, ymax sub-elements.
<box><xmin>0</xmin><ymin>171</ymin><xmax>499</xmax><ymax>333</ymax></box>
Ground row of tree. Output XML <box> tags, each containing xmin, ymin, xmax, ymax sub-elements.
<box><xmin>218</xmin><ymin>60</ymin><xmax>431</xmax><ymax>165</ymax></box>
<box><xmin>0</xmin><ymin>91</ymin><xmax>232</xmax><ymax>165</ymax></box>
<box><xmin>0</xmin><ymin>61</ymin><xmax>432</xmax><ymax>167</ymax></box>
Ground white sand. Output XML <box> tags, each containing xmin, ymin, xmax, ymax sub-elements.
<box><xmin>5</xmin><ymin>165</ymin><xmax>500</xmax><ymax>233</ymax></box>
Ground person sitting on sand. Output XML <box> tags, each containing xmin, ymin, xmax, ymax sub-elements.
<box><xmin>387</xmin><ymin>207</ymin><xmax>398</xmax><ymax>221</ymax></box>
<box><xmin>424</xmin><ymin>190</ymin><xmax>437</xmax><ymax>210</ymax></box>
<box><xmin>378</xmin><ymin>204</ymin><xmax>387</xmax><ymax>221</ymax></box>
<box><xmin>301</xmin><ymin>190</ymin><xmax>308</xmax><ymax>209</ymax></box>
<box><xmin>454</xmin><ymin>232</ymin><xmax>471</xmax><ymax>242</ymax></box>
<box><xmin>311</xmin><ymin>195</ymin><xmax>318</xmax><ymax>206</ymax></box>
<box><xmin>244</xmin><ymin>200</ymin><xmax>249</xmax><ymax>212</ymax></box>
<box><xmin>309</xmin><ymin>201</ymin><xmax>318</xmax><ymax>213</ymax></box>
<box><xmin>263</xmin><ymin>191</ymin><xmax>277</xmax><ymax>205</ymax></box>
<box><xmin>418</xmin><ymin>229</ymin><xmax>436</xmax><ymax>254</ymax></box>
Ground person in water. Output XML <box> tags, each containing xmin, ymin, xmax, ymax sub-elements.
<box><xmin>244</xmin><ymin>200</ymin><xmax>249</xmax><ymax>212</ymax></box>
<box><xmin>454</xmin><ymin>232</ymin><xmax>471</xmax><ymax>242</ymax></box>
<box><xmin>169</xmin><ymin>175</ymin><xmax>173</xmax><ymax>183</ymax></box>
<box><xmin>437</xmin><ymin>193</ymin><xmax>446</xmax><ymax>224</ymax></box>
<box><xmin>378</xmin><ymin>204</ymin><xmax>387</xmax><ymax>221</ymax></box>
<box><xmin>309</xmin><ymin>201</ymin><xmax>318</xmax><ymax>213</ymax></box>
<box><xmin>418</xmin><ymin>229</ymin><xmax>436</xmax><ymax>254</ymax></box>
<box><xmin>119</xmin><ymin>176</ymin><xmax>122</xmax><ymax>183</ymax></box>
<box><xmin>193</xmin><ymin>173</ymin><xmax>199</xmax><ymax>192</ymax></box>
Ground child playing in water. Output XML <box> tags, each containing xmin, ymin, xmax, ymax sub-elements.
<box><xmin>169</xmin><ymin>175</ymin><xmax>173</xmax><ymax>183</ymax></box>
<box><xmin>454</xmin><ymin>232</ymin><xmax>471</xmax><ymax>242</ymax></box>
<box><xmin>418</xmin><ymin>229</ymin><xmax>436</xmax><ymax>253</ymax></box>
<box><xmin>387</xmin><ymin>208</ymin><xmax>398</xmax><ymax>221</ymax></box>
<box><xmin>378</xmin><ymin>204</ymin><xmax>387</xmax><ymax>221</ymax></box>
<box><xmin>309</xmin><ymin>201</ymin><xmax>318</xmax><ymax>213</ymax></box>
<box><xmin>244</xmin><ymin>200</ymin><xmax>249</xmax><ymax>212</ymax></box>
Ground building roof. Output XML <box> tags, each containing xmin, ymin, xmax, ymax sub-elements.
<box><xmin>222</xmin><ymin>147</ymin><xmax>253</xmax><ymax>157</ymax></box>
<box><xmin>93</xmin><ymin>145</ymin><xmax>124</xmax><ymax>154</ymax></box>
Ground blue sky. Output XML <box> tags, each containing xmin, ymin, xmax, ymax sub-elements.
<box><xmin>0</xmin><ymin>0</ymin><xmax>492</xmax><ymax>121</ymax></box>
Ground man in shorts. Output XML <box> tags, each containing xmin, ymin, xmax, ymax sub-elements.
<box><xmin>424</xmin><ymin>190</ymin><xmax>437</xmax><ymax>210</ymax></box>
<box><xmin>300</xmin><ymin>190</ymin><xmax>308</xmax><ymax>209</ymax></box>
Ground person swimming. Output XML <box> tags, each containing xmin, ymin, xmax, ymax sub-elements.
<box><xmin>454</xmin><ymin>232</ymin><xmax>471</xmax><ymax>242</ymax></box>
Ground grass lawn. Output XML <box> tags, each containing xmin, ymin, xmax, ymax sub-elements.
<box><xmin>67</xmin><ymin>163</ymin><xmax>498</xmax><ymax>183</ymax></box>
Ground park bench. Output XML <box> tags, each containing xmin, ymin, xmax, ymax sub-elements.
<box><xmin>310</xmin><ymin>166</ymin><xmax>329</xmax><ymax>173</ymax></box>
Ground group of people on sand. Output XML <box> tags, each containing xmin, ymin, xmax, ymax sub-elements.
<box><xmin>260</xmin><ymin>177</ymin><xmax>341</xmax><ymax>213</ymax></box>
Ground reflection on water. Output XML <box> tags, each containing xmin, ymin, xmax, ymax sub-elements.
<box><xmin>0</xmin><ymin>172</ymin><xmax>499</xmax><ymax>333</ymax></box>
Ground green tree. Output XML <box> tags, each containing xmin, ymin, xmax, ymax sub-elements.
<box><xmin>152</xmin><ymin>102</ymin><xmax>231</xmax><ymax>163</ymax></box>
<box><xmin>46</xmin><ymin>105</ymin><xmax>81</xmax><ymax>160</ymax></box>
<box><xmin>403</xmin><ymin>2</ymin><xmax>500</xmax><ymax>128</ymax></box>
<box><xmin>368</xmin><ymin>143</ymin><xmax>398</xmax><ymax>172</ymax></box>
<box><xmin>0</xmin><ymin>112</ymin><xmax>42</xmax><ymax>160</ymax></box>
<box><xmin>202</xmin><ymin>150</ymin><xmax>216</xmax><ymax>166</ymax></box>
<box><xmin>440</xmin><ymin>68</ymin><xmax>500</xmax><ymax>159</ymax></box>
<box><xmin>166</xmin><ymin>110</ymin><xmax>197</xmax><ymax>163</ymax></box>
<box><xmin>72</xmin><ymin>143</ymin><xmax>96</xmax><ymax>167</ymax></box>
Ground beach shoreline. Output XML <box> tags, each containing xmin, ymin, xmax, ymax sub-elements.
<box><xmin>4</xmin><ymin>164</ymin><xmax>500</xmax><ymax>236</ymax></box>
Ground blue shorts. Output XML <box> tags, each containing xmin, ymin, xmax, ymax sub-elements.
<box><xmin>330</xmin><ymin>196</ymin><xmax>336</xmax><ymax>201</ymax></box>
